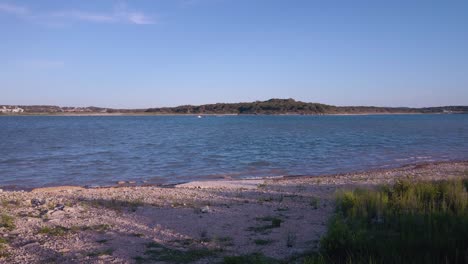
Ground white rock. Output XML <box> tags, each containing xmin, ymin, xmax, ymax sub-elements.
<box><xmin>22</xmin><ymin>242</ymin><xmax>40</xmax><ymax>249</ymax></box>
<box><xmin>201</xmin><ymin>206</ymin><xmax>211</xmax><ymax>213</ymax></box>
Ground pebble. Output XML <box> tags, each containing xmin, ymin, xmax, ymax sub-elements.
<box><xmin>22</xmin><ymin>242</ymin><xmax>40</xmax><ymax>249</ymax></box>
<box><xmin>31</xmin><ymin>198</ymin><xmax>45</xmax><ymax>207</ymax></box>
<box><xmin>201</xmin><ymin>206</ymin><xmax>211</xmax><ymax>213</ymax></box>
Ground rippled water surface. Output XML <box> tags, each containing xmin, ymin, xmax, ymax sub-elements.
<box><xmin>1</xmin><ymin>115</ymin><xmax>467</xmax><ymax>188</ymax></box>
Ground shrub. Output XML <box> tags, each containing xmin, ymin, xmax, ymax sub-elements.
<box><xmin>318</xmin><ymin>179</ymin><xmax>468</xmax><ymax>264</ymax></box>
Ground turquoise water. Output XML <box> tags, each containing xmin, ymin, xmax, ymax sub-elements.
<box><xmin>0</xmin><ymin>114</ymin><xmax>467</xmax><ymax>188</ymax></box>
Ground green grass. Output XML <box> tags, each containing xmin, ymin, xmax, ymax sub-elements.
<box><xmin>0</xmin><ymin>199</ymin><xmax>21</xmax><ymax>209</ymax></box>
<box><xmin>223</xmin><ymin>253</ymin><xmax>280</xmax><ymax>264</ymax></box>
<box><xmin>286</xmin><ymin>232</ymin><xmax>296</xmax><ymax>248</ymax></box>
<box><xmin>315</xmin><ymin>178</ymin><xmax>468</xmax><ymax>264</ymax></box>
<box><xmin>87</xmin><ymin>198</ymin><xmax>144</xmax><ymax>212</ymax></box>
<box><xmin>0</xmin><ymin>244</ymin><xmax>9</xmax><ymax>259</ymax></box>
<box><xmin>0</xmin><ymin>236</ymin><xmax>10</xmax><ymax>258</ymax></box>
<box><xmin>309</xmin><ymin>197</ymin><xmax>320</xmax><ymax>209</ymax></box>
<box><xmin>213</xmin><ymin>236</ymin><xmax>234</xmax><ymax>247</ymax></box>
<box><xmin>86</xmin><ymin>248</ymin><xmax>114</xmax><ymax>257</ymax></box>
<box><xmin>0</xmin><ymin>214</ymin><xmax>15</xmax><ymax>231</ymax></box>
<box><xmin>76</xmin><ymin>224</ymin><xmax>111</xmax><ymax>233</ymax></box>
<box><xmin>254</xmin><ymin>239</ymin><xmax>273</xmax><ymax>245</ymax></box>
<box><xmin>258</xmin><ymin>197</ymin><xmax>274</xmax><ymax>202</ymax></box>
<box><xmin>248</xmin><ymin>216</ymin><xmax>283</xmax><ymax>233</ymax></box>
<box><xmin>38</xmin><ymin>224</ymin><xmax>111</xmax><ymax>236</ymax></box>
<box><xmin>275</xmin><ymin>207</ymin><xmax>289</xmax><ymax>212</ymax></box>
<box><xmin>38</xmin><ymin>226</ymin><xmax>70</xmax><ymax>236</ymax></box>
<box><xmin>135</xmin><ymin>242</ymin><xmax>217</xmax><ymax>263</ymax></box>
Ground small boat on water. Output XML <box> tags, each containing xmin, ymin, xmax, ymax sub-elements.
<box><xmin>197</xmin><ymin>115</ymin><xmax>203</xmax><ymax>118</ymax></box>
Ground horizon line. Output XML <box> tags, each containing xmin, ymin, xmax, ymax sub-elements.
<box><xmin>1</xmin><ymin>98</ymin><xmax>468</xmax><ymax>110</ymax></box>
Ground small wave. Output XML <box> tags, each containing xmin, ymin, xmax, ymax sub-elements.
<box><xmin>247</xmin><ymin>161</ymin><xmax>271</xmax><ymax>167</ymax></box>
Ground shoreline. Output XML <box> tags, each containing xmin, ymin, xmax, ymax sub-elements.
<box><xmin>0</xmin><ymin>160</ymin><xmax>467</xmax><ymax>263</ymax></box>
<box><xmin>1</xmin><ymin>159</ymin><xmax>466</xmax><ymax>192</ymax></box>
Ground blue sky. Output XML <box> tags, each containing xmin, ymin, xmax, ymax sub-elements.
<box><xmin>1</xmin><ymin>0</ymin><xmax>467</xmax><ymax>108</ymax></box>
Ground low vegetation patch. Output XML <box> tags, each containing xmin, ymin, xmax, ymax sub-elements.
<box><xmin>38</xmin><ymin>224</ymin><xmax>111</xmax><ymax>236</ymax></box>
<box><xmin>135</xmin><ymin>242</ymin><xmax>217</xmax><ymax>263</ymax></box>
<box><xmin>254</xmin><ymin>239</ymin><xmax>273</xmax><ymax>245</ymax></box>
<box><xmin>286</xmin><ymin>232</ymin><xmax>296</xmax><ymax>248</ymax></box>
<box><xmin>86</xmin><ymin>248</ymin><xmax>114</xmax><ymax>257</ymax></box>
<box><xmin>309</xmin><ymin>178</ymin><xmax>468</xmax><ymax>264</ymax></box>
<box><xmin>0</xmin><ymin>237</ymin><xmax>9</xmax><ymax>258</ymax></box>
<box><xmin>309</xmin><ymin>197</ymin><xmax>319</xmax><ymax>209</ymax></box>
<box><xmin>38</xmin><ymin>226</ymin><xmax>69</xmax><ymax>236</ymax></box>
<box><xmin>1</xmin><ymin>199</ymin><xmax>21</xmax><ymax>209</ymax></box>
<box><xmin>213</xmin><ymin>236</ymin><xmax>234</xmax><ymax>247</ymax></box>
<box><xmin>0</xmin><ymin>245</ymin><xmax>9</xmax><ymax>259</ymax></box>
<box><xmin>257</xmin><ymin>197</ymin><xmax>274</xmax><ymax>202</ymax></box>
<box><xmin>223</xmin><ymin>253</ymin><xmax>280</xmax><ymax>264</ymax></box>
<box><xmin>248</xmin><ymin>216</ymin><xmax>283</xmax><ymax>233</ymax></box>
<box><xmin>0</xmin><ymin>214</ymin><xmax>15</xmax><ymax>231</ymax></box>
<box><xmin>87</xmin><ymin>198</ymin><xmax>144</xmax><ymax>212</ymax></box>
<box><xmin>78</xmin><ymin>224</ymin><xmax>111</xmax><ymax>233</ymax></box>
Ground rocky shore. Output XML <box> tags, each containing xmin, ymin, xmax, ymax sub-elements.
<box><xmin>1</xmin><ymin>161</ymin><xmax>467</xmax><ymax>263</ymax></box>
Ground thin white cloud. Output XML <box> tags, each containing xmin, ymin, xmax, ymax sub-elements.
<box><xmin>51</xmin><ymin>10</ymin><xmax>155</xmax><ymax>25</ymax></box>
<box><xmin>0</xmin><ymin>3</ymin><xmax>29</xmax><ymax>15</ymax></box>
<box><xmin>124</xmin><ymin>12</ymin><xmax>154</xmax><ymax>25</ymax></box>
<box><xmin>113</xmin><ymin>2</ymin><xmax>155</xmax><ymax>25</ymax></box>
<box><xmin>52</xmin><ymin>11</ymin><xmax>115</xmax><ymax>23</ymax></box>
<box><xmin>0</xmin><ymin>2</ymin><xmax>155</xmax><ymax>25</ymax></box>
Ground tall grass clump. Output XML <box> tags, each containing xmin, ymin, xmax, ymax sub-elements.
<box><xmin>317</xmin><ymin>178</ymin><xmax>468</xmax><ymax>264</ymax></box>
<box><xmin>0</xmin><ymin>214</ymin><xmax>15</xmax><ymax>231</ymax></box>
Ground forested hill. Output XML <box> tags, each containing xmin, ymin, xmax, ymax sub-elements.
<box><xmin>147</xmin><ymin>99</ymin><xmax>333</xmax><ymax>114</ymax></box>
<box><xmin>145</xmin><ymin>99</ymin><xmax>468</xmax><ymax>115</ymax></box>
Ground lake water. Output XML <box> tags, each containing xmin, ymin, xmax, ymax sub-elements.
<box><xmin>0</xmin><ymin>114</ymin><xmax>467</xmax><ymax>188</ymax></box>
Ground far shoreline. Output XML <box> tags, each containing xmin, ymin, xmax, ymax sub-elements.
<box><xmin>0</xmin><ymin>112</ymin><xmax>459</xmax><ymax>117</ymax></box>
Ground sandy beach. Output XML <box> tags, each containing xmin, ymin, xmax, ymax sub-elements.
<box><xmin>1</xmin><ymin>160</ymin><xmax>467</xmax><ymax>263</ymax></box>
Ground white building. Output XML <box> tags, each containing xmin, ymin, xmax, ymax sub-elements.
<box><xmin>0</xmin><ymin>106</ymin><xmax>24</xmax><ymax>113</ymax></box>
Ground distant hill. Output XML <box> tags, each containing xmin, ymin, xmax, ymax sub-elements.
<box><xmin>146</xmin><ymin>98</ymin><xmax>468</xmax><ymax>115</ymax></box>
<box><xmin>146</xmin><ymin>99</ymin><xmax>333</xmax><ymax>115</ymax></box>
<box><xmin>1</xmin><ymin>99</ymin><xmax>467</xmax><ymax>115</ymax></box>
